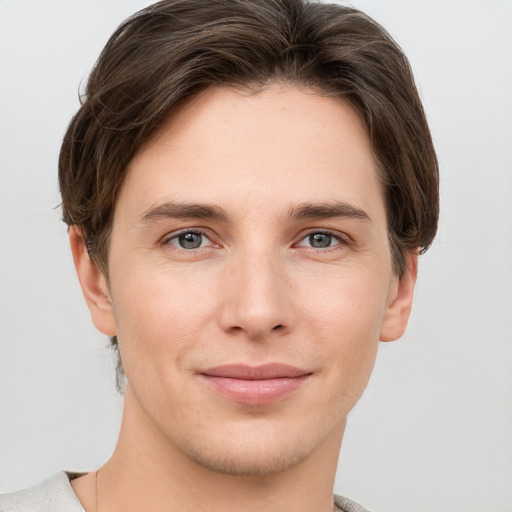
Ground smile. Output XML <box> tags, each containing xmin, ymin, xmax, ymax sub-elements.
<box><xmin>199</xmin><ymin>363</ymin><xmax>312</xmax><ymax>405</ymax></box>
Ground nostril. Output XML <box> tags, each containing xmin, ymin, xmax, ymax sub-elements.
<box><xmin>272</xmin><ymin>324</ymin><xmax>284</xmax><ymax>331</ymax></box>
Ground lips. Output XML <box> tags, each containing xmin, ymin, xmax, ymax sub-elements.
<box><xmin>199</xmin><ymin>363</ymin><xmax>312</xmax><ymax>405</ymax></box>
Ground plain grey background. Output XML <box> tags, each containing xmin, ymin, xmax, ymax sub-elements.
<box><xmin>1</xmin><ymin>1</ymin><xmax>511</xmax><ymax>511</ymax></box>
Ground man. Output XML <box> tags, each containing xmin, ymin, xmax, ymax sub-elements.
<box><xmin>0</xmin><ymin>0</ymin><xmax>438</xmax><ymax>510</ymax></box>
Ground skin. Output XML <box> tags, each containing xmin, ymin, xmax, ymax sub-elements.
<box><xmin>70</xmin><ymin>84</ymin><xmax>417</xmax><ymax>512</ymax></box>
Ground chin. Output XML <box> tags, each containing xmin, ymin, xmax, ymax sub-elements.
<box><xmin>175</xmin><ymin>417</ymin><xmax>335</xmax><ymax>477</ymax></box>
<box><xmin>184</xmin><ymin>440</ymin><xmax>311</xmax><ymax>476</ymax></box>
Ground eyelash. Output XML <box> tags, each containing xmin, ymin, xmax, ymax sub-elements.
<box><xmin>294</xmin><ymin>230</ymin><xmax>350</xmax><ymax>251</ymax></box>
<box><xmin>162</xmin><ymin>229</ymin><xmax>217</xmax><ymax>252</ymax></box>
<box><xmin>161</xmin><ymin>229</ymin><xmax>350</xmax><ymax>253</ymax></box>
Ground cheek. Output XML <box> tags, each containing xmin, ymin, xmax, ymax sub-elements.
<box><xmin>299</xmin><ymin>265</ymin><xmax>389</xmax><ymax>339</ymax></box>
<box><xmin>297</xmin><ymin>269</ymin><xmax>388</xmax><ymax>391</ymax></box>
<box><xmin>110</xmin><ymin>266</ymin><xmax>220</xmax><ymax>376</ymax></box>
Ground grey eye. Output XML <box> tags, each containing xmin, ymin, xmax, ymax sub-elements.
<box><xmin>308</xmin><ymin>233</ymin><xmax>333</xmax><ymax>248</ymax></box>
<box><xmin>176</xmin><ymin>232</ymin><xmax>203</xmax><ymax>249</ymax></box>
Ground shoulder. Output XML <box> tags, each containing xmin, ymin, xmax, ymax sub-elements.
<box><xmin>334</xmin><ymin>493</ymin><xmax>374</xmax><ymax>512</ymax></box>
<box><xmin>0</xmin><ymin>473</ymin><xmax>85</xmax><ymax>512</ymax></box>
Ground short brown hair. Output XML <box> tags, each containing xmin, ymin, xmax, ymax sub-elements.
<box><xmin>59</xmin><ymin>0</ymin><xmax>439</xmax><ymax>386</ymax></box>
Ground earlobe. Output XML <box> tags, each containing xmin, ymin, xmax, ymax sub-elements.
<box><xmin>69</xmin><ymin>227</ymin><xmax>117</xmax><ymax>336</ymax></box>
<box><xmin>379</xmin><ymin>252</ymin><xmax>418</xmax><ymax>342</ymax></box>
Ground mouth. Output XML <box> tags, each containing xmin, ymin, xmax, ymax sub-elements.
<box><xmin>199</xmin><ymin>363</ymin><xmax>312</xmax><ymax>405</ymax></box>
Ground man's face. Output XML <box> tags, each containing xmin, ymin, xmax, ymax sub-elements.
<box><xmin>79</xmin><ymin>85</ymin><xmax>415</xmax><ymax>476</ymax></box>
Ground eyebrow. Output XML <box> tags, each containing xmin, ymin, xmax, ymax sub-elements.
<box><xmin>140</xmin><ymin>202</ymin><xmax>229</xmax><ymax>223</ymax></box>
<box><xmin>139</xmin><ymin>200</ymin><xmax>370</xmax><ymax>225</ymax></box>
<box><xmin>288</xmin><ymin>202</ymin><xmax>371</xmax><ymax>222</ymax></box>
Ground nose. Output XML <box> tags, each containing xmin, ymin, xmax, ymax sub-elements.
<box><xmin>218</xmin><ymin>248</ymin><xmax>294</xmax><ymax>340</ymax></box>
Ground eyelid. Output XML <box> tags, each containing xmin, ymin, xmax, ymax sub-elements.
<box><xmin>161</xmin><ymin>228</ymin><xmax>219</xmax><ymax>249</ymax></box>
<box><xmin>294</xmin><ymin>229</ymin><xmax>351</xmax><ymax>249</ymax></box>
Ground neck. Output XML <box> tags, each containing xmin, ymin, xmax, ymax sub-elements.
<box><xmin>94</xmin><ymin>387</ymin><xmax>344</xmax><ymax>512</ymax></box>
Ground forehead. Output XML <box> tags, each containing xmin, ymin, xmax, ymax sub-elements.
<box><xmin>118</xmin><ymin>84</ymin><xmax>384</xmax><ymax>223</ymax></box>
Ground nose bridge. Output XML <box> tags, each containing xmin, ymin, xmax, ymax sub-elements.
<box><xmin>219</xmin><ymin>243</ymin><xmax>292</xmax><ymax>339</ymax></box>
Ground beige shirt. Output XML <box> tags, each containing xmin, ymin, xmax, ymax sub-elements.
<box><xmin>0</xmin><ymin>472</ymin><xmax>372</xmax><ymax>512</ymax></box>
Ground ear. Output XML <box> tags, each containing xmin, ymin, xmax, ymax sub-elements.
<box><xmin>379</xmin><ymin>252</ymin><xmax>418</xmax><ymax>342</ymax></box>
<box><xmin>69</xmin><ymin>227</ymin><xmax>117</xmax><ymax>336</ymax></box>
